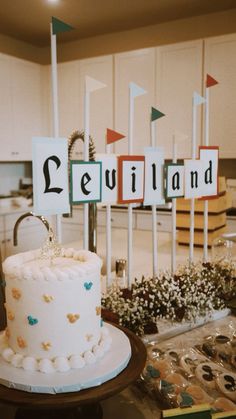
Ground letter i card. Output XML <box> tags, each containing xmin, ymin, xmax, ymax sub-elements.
<box><xmin>118</xmin><ymin>156</ymin><xmax>145</xmax><ymax>204</ymax></box>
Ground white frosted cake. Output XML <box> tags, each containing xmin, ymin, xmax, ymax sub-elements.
<box><xmin>1</xmin><ymin>248</ymin><xmax>111</xmax><ymax>373</ymax></box>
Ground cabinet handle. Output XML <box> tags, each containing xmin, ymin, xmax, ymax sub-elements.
<box><xmin>111</xmin><ymin>218</ymin><xmax>114</xmax><ymax>222</ymax></box>
<box><xmin>6</xmin><ymin>239</ymin><xmax>11</xmax><ymax>242</ymax></box>
<box><xmin>157</xmin><ymin>222</ymin><xmax>162</xmax><ymax>226</ymax></box>
<box><xmin>11</xmin><ymin>151</ymin><xmax>19</xmax><ymax>156</ymax></box>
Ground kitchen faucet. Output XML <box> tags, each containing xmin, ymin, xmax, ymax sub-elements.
<box><xmin>13</xmin><ymin>212</ymin><xmax>50</xmax><ymax>246</ymax></box>
<box><xmin>68</xmin><ymin>130</ymin><xmax>97</xmax><ymax>253</ymax></box>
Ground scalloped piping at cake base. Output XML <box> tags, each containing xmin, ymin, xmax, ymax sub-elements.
<box><xmin>0</xmin><ymin>327</ymin><xmax>112</xmax><ymax>374</ymax></box>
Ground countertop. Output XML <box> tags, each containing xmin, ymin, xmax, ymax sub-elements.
<box><xmin>66</xmin><ymin>228</ymin><xmax>204</xmax><ymax>286</ymax></box>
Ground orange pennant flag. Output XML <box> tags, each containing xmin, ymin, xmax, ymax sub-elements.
<box><xmin>106</xmin><ymin>128</ymin><xmax>125</xmax><ymax>145</ymax></box>
<box><xmin>206</xmin><ymin>74</ymin><xmax>218</xmax><ymax>88</ymax></box>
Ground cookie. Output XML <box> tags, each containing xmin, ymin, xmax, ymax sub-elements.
<box><xmin>216</xmin><ymin>373</ymin><xmax>236</xmax><ymax>402</ymax></box>
<box><xmin>177</xmin><ymin>391</ymin><xmax>194</xmax><ymax>407</ymax></box>
<box><xmin>186</xmin><ymin>385</ymin><xmax>213</xmax><ymax>405</ymax></box>
<box><xmin>231</xmin><ymin>354</ymin><xmax>236</xmax><ymax>369</ymax></box>
<box><xmin>195</xmin><ymin>362</ymin><xmax>224</xmax><ymax>389</ymax></box>
<box><xmin>165</xmin><ymin>349</ymin><xmax>181</xmax><ymax>365</ymax></box>
<box><xmin>147</xmin><ymin>345</ymin><xmax>165</xmax><ymax>360</ymax></box>
<box><xmin>165</xmin><ymin>372</ymin><xmax>189</xmax><ymax>391</ymax></box>
<box><xmin>180</xmin><ymin>352</ymin><xmax>205</xmax><ymax>376</ymax></box>
<box><xmin>201</xmin><ymin>342</ymin><xmax>217</xmax><ymax>359</ymax></box>
<box><xmin>153</xmin><ymin>359</ymin><xmax>173</xmax><ymax>379</ymax></box>
<box><xmin>213</xmin><ymin>397</ymin><xmax>236</xmax><ymax>412</ymax></box>
<box><xmin>215</xmin><ymin>335</ymin><xmax>231</xmax><ymax>345</ymax></box>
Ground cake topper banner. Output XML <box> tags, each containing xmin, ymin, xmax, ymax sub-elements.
<box><xmin>32</xmin><ymin>137</ymin><xmax>70</xmax><ymax>215</ymax></box>
<box><xmin>32</xmin><ymin>139</ymin><xmax>219</xmax><ymax>210</ymax></box>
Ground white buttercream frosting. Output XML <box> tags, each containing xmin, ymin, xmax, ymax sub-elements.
<box><xmin>1</xmin><ymin>248</ymin><xmax>112</xmax><ymax>374</ymax></box>
<box><xmin>0</xmin><ymin>328</ymin><xmax>112</xmax><ymax>373</ymax></box>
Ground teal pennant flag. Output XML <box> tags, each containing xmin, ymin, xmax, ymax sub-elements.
<box><xmin>151</xmin><ymin>107</ymin><xmax>165</xmax><ymax>121</ymax></box>
<box><xmin>52</xmin><ymin>17</ymin><xmax>74</xmax><ymax>35</ymax></box>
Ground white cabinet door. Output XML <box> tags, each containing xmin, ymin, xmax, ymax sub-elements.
<box><xmin>11</xmin><ymin>58</ymin><xmax>42</xmax><ymax>161</ymax></box>
<box><xmin>204</xmin><ymin>34</ymin><xmax>236</xmax><ymax>157</ymax></box>
<box><xmin>78</xmin><ymin>55</ymin><xmax>113</xmax><ymax>154</ymax></box>
<box><xmin>0</xmin><ymin>54</ymin><xmax>14</xmax><ymax>160</ymax></box>
<box><xmin>57</xmin><ymin>60</ymin><xmax>80</xmax><ymax>138</ymax></box>
<box><xmin>114</xmin><ymin>48</ymin><xmax>156</xmax><ymax>155</ymax></box>
<box><xmin>156</xmin><ymin>40</ymin><xmax>203</xmax><ymax>159</ymax></box>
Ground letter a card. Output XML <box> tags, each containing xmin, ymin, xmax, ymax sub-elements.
<box><xmin>70</xmin><ymin>161</ymin><xmax>102</xmax><ymax>204</ymax></box>
<box><xmin>32</xmin><ymin>137</ymin><xmax>70</xmax><ymax>215</ymax></box>
<box><xmin>165</xmin><ymin>163</ymin><xmax>184</xmax><ymax>198</ymax></box>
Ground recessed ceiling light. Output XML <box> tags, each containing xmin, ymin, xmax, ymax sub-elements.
<box><xmin>48</xmin><ymin>0</ymin><xmax>59</xmax><ymax>3</ymax></box>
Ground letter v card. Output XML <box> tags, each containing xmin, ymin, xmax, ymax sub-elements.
<box><xmin>96</xmin><ymin>154</ymin><xmax>118</xmax><ymax>204</ymax></box>
<box><xmin>70</xmin><ymin>161</ymin><xmax>102</xmax><ymax>204</ymax></box>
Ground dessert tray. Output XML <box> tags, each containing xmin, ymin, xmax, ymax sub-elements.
<box><xmin>0</xmin><ymin>323</ymin><xmax>131</xmax><ymax>394</ymax></box>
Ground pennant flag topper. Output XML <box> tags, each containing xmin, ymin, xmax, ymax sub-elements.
<box><xmin>129</xmin><ymin>82</ymin><xmax>147</xmax><ymax>99</ymax></box>
<box><xmin>85</xmin><ymin>76</ymin><xmax>106</xmax><ymax>93</ymax></box>
<box><xmin>193</xmin><ymin>92</ymin><xmax>206</xmax><ymax>106</ymax></box>
<box><xmin>206</xmin><ymin>74</ymin><xmax>219</xmax><ymax>88</ymax></box>
<box><xmin>151</xmin><ymin>107</ymin><xmax>165</xmax><ymax>122</ymax></box>
<box><xmin>106</xmin><ymin>128</ymin><xmax>125</xmax><ymax>145</ymax></box>
<box><xmin>52</xmin><ymin>17</ymin><xmax>74</xmax><ymax>35</ymax></box>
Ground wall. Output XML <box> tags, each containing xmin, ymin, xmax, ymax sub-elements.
<box><xmin>0</xmin><ymin>9</ymin><xmax>235</xmax><ymax>64</ymax></box>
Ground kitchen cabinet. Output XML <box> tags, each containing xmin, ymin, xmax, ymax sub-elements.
<box><xmin>57</xmin><ymin>55</ymin><xmax>113</xmax><ymax>154</ymax></box>
<box><xmin>204</xmin><ymin>33</ymin><xmax>236</xmax><ymax>157</ymax></box>
<box><xmin>77</xmin><ymin>55</ymin><xmax>113</xmax><ymax>154</ymax></box>
<box><xmin>136</xmin><ymin>210</ymin><xmax>172</xmax><ymax>232</ymax></box>
<box><xmin>57</xmin><ymin>60</ymin><xmax>80</xmax><ymax>138</ymax></box>
<box><xmin>0</xmin><ymin>54</ymin><xmax>13</xmax><ymax>160</ymax></box>
<box><xmin>114</xmin><ymin>48</ymin><xmax>156</xmax><ymax>155</ymax></box>
<box><xmin>0</xmin><ymin>55</ymin><xmax>43</xmax><ymax>161</ymax></box>
<box><xmin>155</xmin><ymin>40</ymin><xmax>203</xmax><ymax>159</ymax></box>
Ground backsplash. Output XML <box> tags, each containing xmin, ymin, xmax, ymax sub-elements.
<box><xmin>0</xmin><ymin>162</ymin><xmax>32</xmax><ymax>196</ymax></box>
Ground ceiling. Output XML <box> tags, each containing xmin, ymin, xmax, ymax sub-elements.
<box><xmin>0</xmin><ymin>0</ymin><xmax>236</xmax><ymax>47</ymax></box>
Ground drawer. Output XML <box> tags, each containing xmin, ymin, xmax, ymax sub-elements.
<box><xmin>62</xmin><ymin>207</ymin><xmax>83</xmax><ymax>225</ymax></box>
<box><xmin>97</xmin><ymin>209</ymin><xmax>136</xmax><ymax>229</ymax></box>
<box><xmin>61</xmin><ymin>223</ymin><xmax>83</xmax><ymax>245</ymax></box>
<box><xmin>136</xmin><ymin>212</ymin><xmax>171</xmax><ymax>232</ymax></box>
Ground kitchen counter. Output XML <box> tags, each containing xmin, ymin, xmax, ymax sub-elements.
<box><xmin>66</xmin><ymin>228</ymin><xmax>204</xmax><ymax>287</ymax></box>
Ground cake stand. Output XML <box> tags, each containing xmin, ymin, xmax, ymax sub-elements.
<box><xmin>0</xmin><ymin>324</ymin><xmax>146</xmax><ymax>419</ymax></box>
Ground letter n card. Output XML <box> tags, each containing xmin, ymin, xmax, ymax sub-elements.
<box><xmin>199</xmin><ymin>146</ymin><xmax>219</xmax><ymax>199</ymax></box>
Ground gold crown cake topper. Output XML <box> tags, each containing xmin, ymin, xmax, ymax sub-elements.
<box><xmin>40</xmin><ymin>227</ymin><xmax>61</xmax><ymax>264</ymax></box>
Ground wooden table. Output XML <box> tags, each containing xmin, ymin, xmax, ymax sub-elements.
<box><xmin>0</xmin><ymin>325</ymin><xmax>146</xmax><ymax>419</ymax></box>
